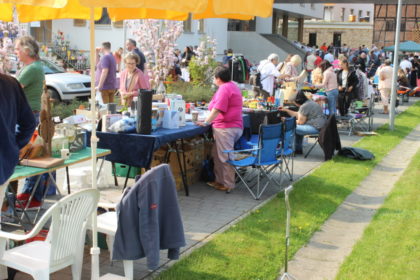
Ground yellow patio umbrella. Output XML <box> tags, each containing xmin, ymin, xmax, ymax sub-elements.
<box><xmin>193</xmin><ymin>0</ymin><xmax>273</xmax><ymax>20</ymax></box>
<box><xmin>16</xmin><ymin>2</ymin><xmax>102</xmax><ymax>22</ymax></box>
<box><xmin>0</xmin><ymin>4</ymin><xmax>13</xmax><ymax>21</ymax></box>
<box><xmin>107</xmin><ymin>8</ymin><xmax>189</xmax><ymax>21</ymax></box>
<box><xmin>0</xmin><ymin>0</ymin><xmax>66</xmax><ymax>8</ymax></box>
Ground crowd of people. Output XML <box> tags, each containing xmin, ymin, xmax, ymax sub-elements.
<box><xmin>250</xmin><ymin>44</ymin><xmax>419</xmax><ymax>154</ymax></box>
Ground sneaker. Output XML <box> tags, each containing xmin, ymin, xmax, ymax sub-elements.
<box><xmin>15</xmin><ymin>199</ymin><xmax>42</xmax><ymax>211</ymax></box>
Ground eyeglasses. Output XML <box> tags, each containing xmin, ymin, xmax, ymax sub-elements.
<box><xmin>126</xmin><ymin>62</ymin><xmax>136</xmax><ymax>65</ymax></box>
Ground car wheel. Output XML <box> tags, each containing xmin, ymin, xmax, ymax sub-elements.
<box><xmin>47</xmin><ymin>88</ymin><xmax>61</xmax><ymax>103</ymax></box>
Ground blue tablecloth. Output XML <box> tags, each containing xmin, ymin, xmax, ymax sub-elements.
<box><xmin>88</xmin><ymin>122</ymin><xmax>210</xmax><ymax>168</ymax></box>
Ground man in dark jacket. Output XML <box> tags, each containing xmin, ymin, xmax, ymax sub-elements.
<box><xmin>126</xmin><ymin>38</ymin><xmax>146</xmax><ymax>72</ymax></box>
<box><xmin>356</xmin><ymin>52</ymin><xmax>367</xmax><ymax>73</ymax></box>
<box><xmin>0</xmin><ymin>73</ymin><xmax>36</xmax><ymax>187</ymax></box>
<box><xmin>337</xmin><ymin>60</ymin><xmax>359</xmax><ymax>116</ymax></box>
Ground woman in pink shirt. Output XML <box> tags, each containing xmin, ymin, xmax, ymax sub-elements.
<box><xmin>197</xmin><ymin>66</ymin><xmax>243</xmax><ymax>192</ymax></box>
<box><xmin>119</xmin><ymin>52</ymin><xmax>150</xmax><ymax>106</ymax></box>
<box><xmin>313</xmin><ymin>60</ymin><xmax>339</xmax><ymax>115</ymax></box>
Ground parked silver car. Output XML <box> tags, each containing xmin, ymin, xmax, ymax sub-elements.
<box><xmin>40</xmin><ymin>59</ymin><xmax>91</xmax><ymax>102</ymax></box>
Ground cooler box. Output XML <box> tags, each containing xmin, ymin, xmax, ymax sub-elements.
<box><xmin>113</xmin><ymin>163</ymin><xmax>140</xmax><ymax>178</ymax></box>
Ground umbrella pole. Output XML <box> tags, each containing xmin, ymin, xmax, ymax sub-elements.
<box><xmin>389</xmin><ymin>0</ymin><xmax>403</xmax><ymax>130</ymax></box>
<box><xmin>89</xmin><ymin>7</ymin><xmax>100</xmax><ymax>280</ymax></box>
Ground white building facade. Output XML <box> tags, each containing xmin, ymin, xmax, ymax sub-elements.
<box><xmin>34</xmin><ymin>4</ymin><xmax>323</xmax><ymax>64</ymax></box>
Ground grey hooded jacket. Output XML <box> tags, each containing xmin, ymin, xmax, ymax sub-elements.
<box><xmin>112</xmin><ymin>164</ymin><xmax>186</xmax><ymax>270</ymax></box>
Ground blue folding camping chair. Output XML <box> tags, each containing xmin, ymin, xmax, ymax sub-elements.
<box><xmin>278</xmin><ymin>117</ymin><xmax>296</xmax><ymax>181</ymax></box>
<box><xmin>225</xmin><ymin>123</ymin><xmax>283</xmax><ymax>200</ymax></box>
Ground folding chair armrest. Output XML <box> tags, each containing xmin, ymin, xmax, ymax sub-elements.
<box><xmin>223</xmin><ymin>148</ymin><xmax>259</xmax><ymax>154</ymax></box>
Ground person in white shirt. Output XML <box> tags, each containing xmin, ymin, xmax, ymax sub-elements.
<box><xmin>399</xmin><ymin>56</ymin><xmax>412</xmax><ymax>74</ymax></box>
<box><xmin>258</xmin><ymin>53</ymin><xmax>281</xmax><ymax>97</ymax></box>
<box><xmin>324</xmin><ymin>50</ymin><xmax>334</xmax><ymax>64</ymax></box>
<box><xmin>305</xmin><ymin>51</ymin><xmax>317</xmax><ymax>82</ymax></box>
<box><xmin>377</xmin><ymin>59</ymin><xmax>393</xmax><ymax>114</ymax></box>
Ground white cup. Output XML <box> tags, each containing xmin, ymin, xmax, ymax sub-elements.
<box><xmin>191</xmin><ymin>111</ymin><xmax>199</xmax><ymax>122</ymax></box>
<box><xmin>61</xmin><ymin>148</ymin><xmax>70</xmax><ymax>160</ymax></box>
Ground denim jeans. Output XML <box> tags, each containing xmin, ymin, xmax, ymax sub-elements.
<box><xmin>21</xmin><ymin>112</ymin><xmax>56</xmax><ymax>201</ymax></box>
<box><xmin>326</xmin><ymin>88</ymin><xmax>339</xmax><ymax>116</ymax></box>
<box><xmin>295</xmin><ymin>124</ymin><xmax>320</xmax><ymax>151</ymax></box>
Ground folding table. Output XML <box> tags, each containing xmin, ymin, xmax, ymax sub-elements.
<box><xmin>7</xmin><ymin>148</ymin><xmax>111</xmax><ymax>229</ymax></box>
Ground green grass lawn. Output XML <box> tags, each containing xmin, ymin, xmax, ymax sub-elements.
<box><xmin>336</xmin><ymin>149</ymin><xmax>420</xmax><ymax>280</ymax></box>
<box><xmin>157</xmin><ymin>102</ymin><xmax>420</xmax><ymax>280</ymax></box>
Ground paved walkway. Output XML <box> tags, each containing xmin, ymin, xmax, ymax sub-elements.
<box><xmin>11</xmin><ymin>98</ymin><xmax>419</xmax><ymax>280</ymax></box>
<box><xmin>280</xmin><ymin>125</ymin><xmax>420</xmax><ymax>280</ymax></box>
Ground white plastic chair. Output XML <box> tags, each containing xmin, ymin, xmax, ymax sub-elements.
<box><xmin>0</xmin><ymin>188</ymin><xmax>100</xmax><ymax>280</ymax></box>
<box><xmin>96</xmin><ymin>202</ymin><xmax>134</xmax><ymax>280</ymax></box>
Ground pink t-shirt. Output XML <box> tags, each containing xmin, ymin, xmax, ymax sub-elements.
<box><xmin>208</xmin><ymin>81</ymin><xmax>243</xmax><ymax>129</ymax></box>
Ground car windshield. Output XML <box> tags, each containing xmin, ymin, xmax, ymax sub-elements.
<box><xmin>41</xmin><ymin>59</ymin><xmax>65</xmax><ymax>74</ymax></box>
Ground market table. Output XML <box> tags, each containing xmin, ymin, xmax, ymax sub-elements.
<box><xmin>9</xmin><ymin>148</ymin><xmax>111</xmax><ymax>228</ymax></box>
<box><xmin>88</xmin><ymin>122</ymin><xmax>211</xmax><ymax>196</ymax></box>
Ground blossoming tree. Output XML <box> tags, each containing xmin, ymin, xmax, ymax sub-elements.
<box><xmin>128</xmin><ymin>20</ymin><xmax>184</xmax><ymax>89</ymax></box>
<box><xmin>188</xmin><ymin>36</ymin><xmax>218</xmax><ymax>86</ymax></box>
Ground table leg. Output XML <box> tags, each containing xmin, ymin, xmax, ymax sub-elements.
<box><xmin>66</xmin><ymin>166</ymin><xmax>71</xmax><ymax>194</ymax></box>
<box><xmin>5</xmin><ymin>185</ymin><xmax>32</xmax><ymax>231</ymax></box>
<box><xmin>123</xmin><ymin>165</ymin><xmax>132</xmax><ymax>191</ymax></box>
<box><xmin>19</xmin><ymin>175</ymin><xmax>42</xmax><ymax>225</ymax></box>
<box><xmin>176</xmin><ymin>140</ymin><xmax>189</xmax><ymax>196</ymax></box>
<box><xmin>112</xmin><ymin>162</ymin><xmax>118</xmax><ymax>187</ymax></box>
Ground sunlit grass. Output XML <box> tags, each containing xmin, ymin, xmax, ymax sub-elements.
<box><xmin>336</xmin><ymin>149</ymin><xmax>420</xmax><ymax>280</ymax></box>
<box><xmin>157</xmin><ymin>102</ymin><xmax>420</xmax><ymax>280</ymax></box>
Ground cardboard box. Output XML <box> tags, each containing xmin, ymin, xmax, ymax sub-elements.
<box><xmin>172</xmin><ymin>167</ymin><xmax>202</xmax><ymax>191</ymax></box>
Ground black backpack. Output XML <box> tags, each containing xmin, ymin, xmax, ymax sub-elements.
<box><xmin>339</xmin><ymin>147</ymin><xmax>374</xmax><ymax>160</ymax></box>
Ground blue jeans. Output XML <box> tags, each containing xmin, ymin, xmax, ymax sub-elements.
<box><xmin>307</xmin><ymin>71</ymin><xmax>312</xmax><ymax>83</ymax></box>
<box><xmin>295</xmin><ymin>124</ymin><xmax>319</xmax><ymax>151</ymax></box>
<box><xmin>326</xmin><ymin>88</ymin><xmax>339</xmax><ymax>116</ymax></box>
<box><xmin>21</xmin><ymin>112</ymin><xmax>56</xmax><ymax>201</ymax></box>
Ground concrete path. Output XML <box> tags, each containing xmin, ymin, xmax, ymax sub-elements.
<box><xmin>281</xmin><ymin>124</ymin><xmax>420</xmax><ymax>280</ymax></box>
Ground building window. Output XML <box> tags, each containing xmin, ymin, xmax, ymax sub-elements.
<box><xmin>341</xmin><ymin>8</ymin><xmax>345</xmax><ymax>22</ymax></box>
<box><xmin>324</xmin><ymin>6</ymin><xmax>332</xmax><ymax>21</ymax></box>
<box><xmin>184</xmin><ymin>14</ymin><xmax>192</xmax><ymax>32</ymax></box>
<box><xmin>227</xmin><ymin>19</ymin><xmax>256</xmax><ymax>32</ymax></box>
<box><xmin>198</xmin><ymin>19</ymin><xmax>205</xmax><ymax>33</ymax></box>
<box><xmin>95</xmin><ymin>8</ymin><xmax>111</xmax><ymax>25</ymax></box>
<box><xmin>358</xmin><ymin>10</ymin><xmax>362</xmax><ymax>21</ymax></box>
<box><xmin>350</xmin><ymin>9</ymin><xmax>354</xmax><ymax>15</ymax></box>
<box><xmin>73</xmin><ymin>19</ymin><xmax>86</xmax><ymax>27</ymax></box>
<box><xmin>400</xmin><ymin>22</ymin><xmax>406</xmax><ymax>32</ymax></box>
<box><xmin>385</xmin><ymin>20</ymin><xmax>395</xmax><ymax>31</ymax></box>
<box><xmin>367</xmin><ymin>11</ymin><xmax>371</xmax><ymax>17</ymax></box>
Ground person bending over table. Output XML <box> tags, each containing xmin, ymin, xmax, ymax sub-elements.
<box><xmin>280</xmin><ymin>91</ymin><xmax>326</xmax><ymax>155</ymax></box>
<box><xmin>196</xmin><ymin>66</ymin><xmax>243</xmax><ymax>192</ymax></box>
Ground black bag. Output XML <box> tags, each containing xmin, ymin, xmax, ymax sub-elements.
<box><xmin>339</xmin><ymin>147</ymin><xmax>374</xmax><ymax>160</ymax></box>
<box><xmin>201</xmin><ymin>159</ymin><xmax>215</xmax><ymax>182</ymax></box>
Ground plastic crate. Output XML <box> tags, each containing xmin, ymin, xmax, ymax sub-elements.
<box><xmin>113</xmin><ymin>163</ymin><xmax>140</xmax><ymax>179</ymax></box>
